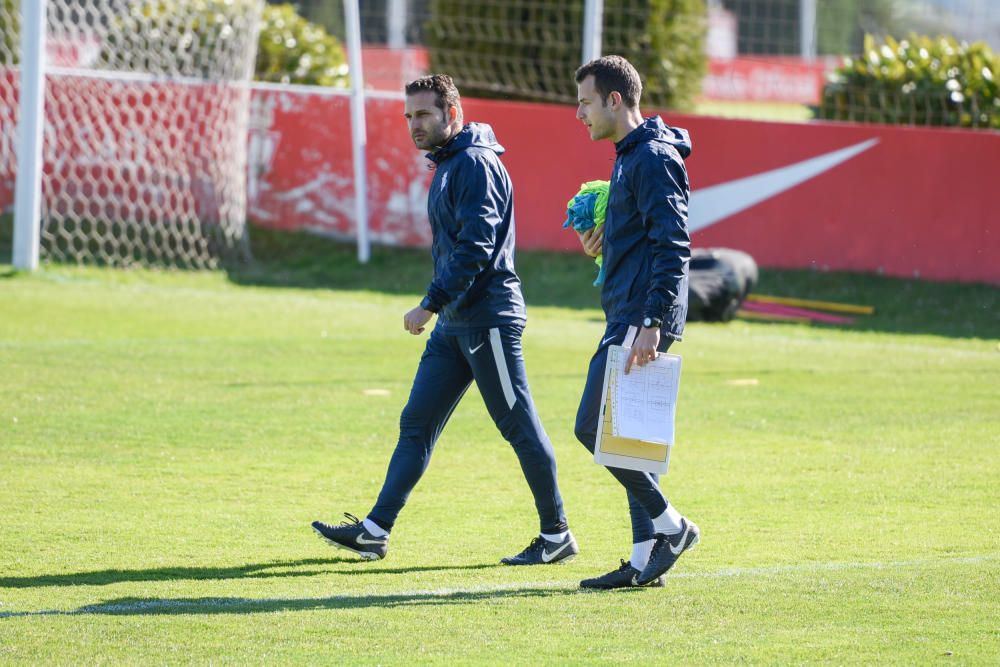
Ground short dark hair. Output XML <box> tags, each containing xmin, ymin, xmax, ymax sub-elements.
<box><xmin>405</xmin><ymin>74</ymin><xmax>461</xmax><ymax>113</ymax></box>
<box><xmin>575</xmin><ymin>55</ymin><xmax>642</xmax><ymax>109</ymax></box>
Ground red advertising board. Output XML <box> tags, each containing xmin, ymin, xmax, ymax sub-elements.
<box><xmin>3</xmin><ymin>80</ymin><xmax>997</xmax><ymax>284</ymax></box>
<box><xmin>247</xmin><ymin>90</ymin><xmax>433</xmax><ymax>246</ymax></box>
<box><xmin>247</xmin><ymin>90</ymin><xmax>999</xmax><ymax>285</ymax></box>
<box><xmin>701</xmin><ymin>56</ymin><xmax>835</xmax><ymax>104</ymax></box>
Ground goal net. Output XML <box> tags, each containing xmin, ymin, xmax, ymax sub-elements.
<box><xmin>1</xmin><ymin>0</ymin><xmax>263</xmax><ymax>268</ymax></box>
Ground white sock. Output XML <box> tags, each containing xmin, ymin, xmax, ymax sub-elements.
<box><xmin>651</xmin><ymin>503</ymin><xmax>684</xmax><ymax>535</ymax></box>
<box><xmin>629</xmin><ymin>539</ymin><xmax>655</xmax><ymax>569</ymax></box>
<box><xmin>540</xmin><ymin>530</ymin><xmax>568</xmax><ymax>543</ymax></box>
<box><xmin>362</xmin><ymin>518</ymin><xmax>389</xmax><ymax>538</ymax></box>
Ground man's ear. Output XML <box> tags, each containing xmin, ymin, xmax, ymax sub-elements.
<box><xmin>609</xmin><ymin>91</ymin><xmax>623</xmax><ymax>110</ymax></box>
<box><xmin>448</xmin><ymin>105</ymin><xmax>459</xmax><ymax>123</ymax></box>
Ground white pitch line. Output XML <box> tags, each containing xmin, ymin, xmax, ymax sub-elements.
<box><xmin>668</xmin><ymin>554</ymin><xmax>999</xmax><ymax>578</ymax></box>
<box><xmin>2</xmin><ymin>554</ymin><xmax>996</xmax><ymax>618</ymax></box>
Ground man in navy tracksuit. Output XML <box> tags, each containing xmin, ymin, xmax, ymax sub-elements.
<box><xmin>312</xmin><ymin>74</ymin><xmax>577</xmax><ymax>566</ymax></box>
<box><xmin>573</xmin><ymin>56</ymin><xmax>700</xmax><ymax>589</ymax></box>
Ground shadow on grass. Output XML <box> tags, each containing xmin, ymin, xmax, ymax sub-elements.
<box><xmin>3</xmin><ymin>219</ymin><xmax>995</xmax><ymax>340</ymax></box>
<box><xmin>0</xmin><ymin>558</ymin><xmax>499</xmax><ymax>589</ymax></box>
<box><xmin>754</xmin><ymin>268</ymin><xmax>1000</xmax><ymax>340</ymax></box>
<box><xmin>229</xmin><ymin>226</ymin><xmax>1000</xmax><ymax>340</ymax></box>
<box><xmin>1</xmin><ymin>586</ymin><xmax>586</xmax><ymax>617</ymax></box>
<box><xmin>227</xmin><ymin>224</ymin><xmax>604</xmax><ymax>312</ymax></box>
<box><xmin>0</xmin><ymin>213</ymin><xmax>10</xmax><ymax>267</ymax></box>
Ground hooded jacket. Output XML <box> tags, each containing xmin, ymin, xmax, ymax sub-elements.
<box><xmin>602</xmin><ymin>116</ymin><xmax>692</xmax><ymax>340</ymax></box>
<box><xmin>418</xmin><ymin>123</ymin><xmax>526</xmax><ymax>333</ymax></box>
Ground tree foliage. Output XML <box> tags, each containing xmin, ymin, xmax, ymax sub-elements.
<box><xmin>425</xmin><ymin>0</ymin><xmax>706</xmax><ymax>111</ymax></box>
<box><xmin>256</xmin><ymin>3</ymin><xmax>348</xmax><ymax>87</ymax></box>
<box><xmin>97</xmin><ymin>0</ymin><xmax>264</xmax><ymax>79</ymax></box>
<box><xmin>0</xmin><ymin>0</ymin><xmax>19</xmax><ymax>65</ymax></box>
<box><xmin>819</xmin><ymin>34</ymin><xmax>999</xmax><ymax>129</ymax></box>
<box><xmin>2</xmin><ymin>0</ymin><xmax>347</xmax><ymax>86</ymax></box>
<box><xmin>816</xmin><ymin>0</ymin><xmax>897</xmax><ymax>56</ymax></box>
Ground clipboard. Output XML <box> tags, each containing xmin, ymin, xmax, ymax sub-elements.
<box><xmin>593</xmin><ymin>332</ymin><xmax>681</xmax><ymax>474</ymax></box>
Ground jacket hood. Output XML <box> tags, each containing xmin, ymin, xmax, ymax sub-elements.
<box><xmin>429</xmin><ymin>122</ymin><xmax>505</xmax><ymax>163</ymax></box>
<box><xmin>615</xmin><ymin>116</ymin><xmax>692</xmax><ymax>159</ymax></box>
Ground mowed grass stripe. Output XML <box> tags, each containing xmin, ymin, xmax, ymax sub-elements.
<box><xmin>1</xmin><ymin>261</ymin><xmax>997</xmax><ymax>664</ymax></box>
<box><xmin>4</xmin><ymin>552</ymin><xmax>999</xmax><ymax>619</ymax></box>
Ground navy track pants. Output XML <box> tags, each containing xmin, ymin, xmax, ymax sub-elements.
<box><xmin>574</xmin><ymin>322</ymin><xmax>675</xmax><ymax>543</ymax></box>
<box><xmin>369</xmin><ymin>324</ymin><xmax>567</xmax><ymax>534</ymax></box>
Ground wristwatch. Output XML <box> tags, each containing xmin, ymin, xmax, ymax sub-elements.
<box><xmin>642</xmin><ymin>316</ymin><xmax>662</xmax><ymax>329</ymax></box>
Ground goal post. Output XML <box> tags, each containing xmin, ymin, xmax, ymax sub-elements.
<box><xmin>11</xmin><ymin>0</ymin><xmax>44</xmax><ymax>270</ymax></box>
<box><xmin>4</xmin><ymin>0</ymin><xmax>264</xmax><ymax>270</ymax></box>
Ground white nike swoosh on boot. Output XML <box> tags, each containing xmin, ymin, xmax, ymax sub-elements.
<box><xmin>668</xmin><ymin>522</ymin><xmax>691</xmax><ymax>556</ymax></box>
<box><xmin>356</xmin><ymin>534</ymin><xmax>386</xmax><ymax>546</ymax></box>
<box><xmin>541</xmin><ymin>540</ymin><xmax>573</xmax><ymax>563</ymax></box>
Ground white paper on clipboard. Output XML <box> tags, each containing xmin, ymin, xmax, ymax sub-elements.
<box><xmin>607</xmin><ymin>345</ymin><xmax>682</xmax><ymax>445</ymax></box>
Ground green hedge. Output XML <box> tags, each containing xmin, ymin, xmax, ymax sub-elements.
<box><xmin>1</xmin><ymin>0</ymin><xmax>347</xmax><ymax>87</ymax></box>
<box><xmin>1</xmin><ymin>0</ymin><xmax>18</xmax><ymax>65</ymax></box>
<box><xmin>0</xmin><ymin>212</ymin><xmax>11</xmax><ymax>264</ymax></box>
<box><xmin>425</xmin><ymin>0</ymin><xmax>706</xmax><ymax>111</ymax></box>
<box><xmin>819</xmin><ymin>34</ymin><xmax>999</xmax><ymax>129</ymax></box>
<box><xmin>98</xmin><ymin>0</ymin><xmax>265</xmax><ymax>79</ymax></box>
<box><xmin>255</xmin><ymin>3</ymin><xmax>348</xmax><ymax>87</ymax></box>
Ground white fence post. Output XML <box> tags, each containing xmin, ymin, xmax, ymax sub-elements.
<box><xmin>12</xmin><ymin>0</ymin><xmax>47</xmax><ymax>271</ymax></box>
<box><xmin>582</xmin><ymin>0</ymin><xmax>604</xmax><ymax>64</ymax></box>
<box><xmin>387</xmin><ymin>0</ymin><xmax>406</xmax><ymax>50</ymax></box>
<box><xmin>344</xmin><ymin>0</ymin><xmax>370</xmax><ymax>264</ymax></box>
<box><xmin>800</xmin><ymin>0</ymin><xmax>817</xmax><ymax>61</ymax></box>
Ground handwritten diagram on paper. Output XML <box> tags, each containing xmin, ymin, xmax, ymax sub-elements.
<box><xmin>608</xmin><ymin>346</ymin><xmax>681</xmax><ymax>445</ymax></box>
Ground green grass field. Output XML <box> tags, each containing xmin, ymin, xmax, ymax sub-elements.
<box><xmin>1</xmin><ymin>240</ymin><xmax>998</xmax><ymax>664</ymax></box>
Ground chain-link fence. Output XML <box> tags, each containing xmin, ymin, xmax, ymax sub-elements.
<box><xmin>285</xmin><ymin>0</ymin><xmax>998</xmax><ymax>129</ymax></box>
<box><xmin>341</xmin><ymin>1</ymin><xmax>1000</xmax><ymax>56</ymax></box>
<box><xmin>715</xmin><ymin>0</ymin><xmax>997</xmax><ymax>57</ymax></box>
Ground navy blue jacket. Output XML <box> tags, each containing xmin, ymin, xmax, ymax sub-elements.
<box><xmin>602</xmin><ymin>116</ymin><xmax>692</xmax><ymax>340</ymax></box>
<box><xmin>418</xmin><ymin>123</ymin><xmax>526</xmax><ymax>333</ymax></box>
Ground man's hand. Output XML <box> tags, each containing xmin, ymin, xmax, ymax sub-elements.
<box><xmin>625</xmin><ymin>327</ymin><xmax>660</xmax><ymax>374</ymax></box>
<box><xmin>578</xmin><ymin>226</ymin><xmax>604</xmax><ymax>258</ymax></box>
<box><xmin>404</xmin><ymin>305</ymin><xmax>434</xmax><ymax>335</ymax></box>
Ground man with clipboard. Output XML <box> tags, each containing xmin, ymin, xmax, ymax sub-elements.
<box><xmin>573</xmin><ymin>56</ymin><xmax>700</xmax><ymax>589</ymax></box>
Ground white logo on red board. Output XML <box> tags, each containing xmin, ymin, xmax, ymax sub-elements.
<box><xmin>688</xmin><ymin>139</ymin><xmax>879</xmax><ymax>233</ymax></box>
